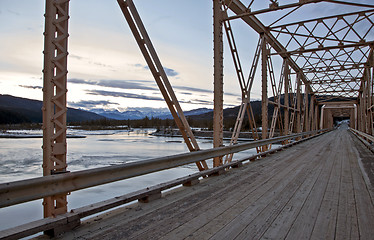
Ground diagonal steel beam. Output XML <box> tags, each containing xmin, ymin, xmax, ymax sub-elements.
<box><xmin>117</xmin><ymin>0</ymin><xmax>208</xmax><ymax>171</ymax></box>
<box><xmin>225</xmin><ymin>0</ymin><xmax>323</xmax><ymax>21</ymax></box>
<box><xmin>270</xmin><ymin>9</ymin><xmax>374</xmax><ymax>30</ymax></box>
<box><xmin>223</xmin><ymin>0</ymin><xmax>313</xmax><ymax>93</ymax></box>
<box><xmin>285</xmin><ymin>41</ymin><xmax>374</xmax><ymax>55</ymax></box>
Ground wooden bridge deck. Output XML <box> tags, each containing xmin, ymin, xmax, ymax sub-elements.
<box><xmin>54</xmin><ymin>128</ymin><xmax>374</xmax><ymax>240</ymax></box>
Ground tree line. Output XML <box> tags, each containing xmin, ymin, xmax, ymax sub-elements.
<box><xmin>68</xmin><ymin>114</ymin><xmax>264</xmax><ymax>131</ymax></box>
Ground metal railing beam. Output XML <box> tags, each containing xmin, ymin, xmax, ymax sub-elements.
<box><xmin>0</xmin><ymin>129</ymin><xmax>330</xmax><ymax>240</ymax></box>
<box><xmin>0</xmin><ymin>130</ymin><xmax>328</xmax><ymax>208</ymax></box>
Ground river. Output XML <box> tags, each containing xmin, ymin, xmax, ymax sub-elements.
<box><xmin>0</xmin><ymin>128</ymin><xmax>258</xmax><ymax>231</ymax></box>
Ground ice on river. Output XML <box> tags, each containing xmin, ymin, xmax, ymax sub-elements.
<box><xmin>0</xmin><ymin>128</ymin><xmax>258</xmax><ymax>231</ymax></box>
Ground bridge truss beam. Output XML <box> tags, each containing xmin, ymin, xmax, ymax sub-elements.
<box><xmin>213</xmin><ymin>0</ymin><xmax>224</xmax><ymax>167</ymax></box>
<box><xmin>42</xmin><ymin>0</ymin><xmax>70</xmax><ymax>218</ymax></box>
<box><xmin>117</xmin><ymin>0</ymin><xmax>208</xmax><ymax>171</ymax></box>
<box><xmin>218</xmin><ymin>0</ymin><xmax>374</xmax><ymax>147</ymax></box>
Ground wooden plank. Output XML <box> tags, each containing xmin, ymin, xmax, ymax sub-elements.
<box><xmin>309</xmin><ymin>130</ymin><xmax>344</xmax><ymax>239</ymax></box>
<box><xmin>0</xmin><ymin>215</ymin><xmax>68</xmax><ymax>240</ymax></box>
<box><xmin>46</xmin><ymin>129</ymin><xmax>373</xmax><ymax>240</ymax></box>
<box><xmin>335</xmin><ymin>132</ymin><xmax>359</xmax><ymax>239</ymax></box>
<box><xmin>224</xmin><ymin>133</ymin><xmax>335</xmax><ymax>240</ymax></box>
<box><xmin>168</xmin><ymin>151</ymin><xmax>309</xmax><ymax>240</ymax></box>
<box><xmin>182</xmin><ymin>135</ymin><xmax>332</xmax><ymax>240</ymax></box>
<box><xmin>234</xmin><ymin>153</ymin><xmax>325</xmax><ymax>239</ymax></box>
<box><xmin>114</xmin><ymin>154</ymin><xmax>296</xmax><ymax>239</ymax></box>
<box><xmin>209</xmin><ymin>160</ymin><xmax>314</xmax><ymax>239</ymax></box>
<box><xmin>59</xmin><ymin>177</ymin><xmax>226</xmax><ymax>240</ymax></box>
<box><xmin>66</xmin><ymin>161</ymin><xmax>268</xmax><ymax>239</ymax></box>
<box><xmin>0</xmin><ymin>162</ymin><xmax>236</xmax><ymax>239</ymax></box>
<box><xmin>132</xmin><ymin>136</ymin><xmax>329</xmax><ymax>240</ymax></box>
<box><xmin>49</xmin><ymin>143</ymin><xmax>308</xmax><ymax>239</ymax></box>
<box><xmin>349</xmin><ymin>134</ymin><xmax>374</xmax><ymax>239</ymax></box>
<box><xmin>86</xmin><ymin>142</ymin><xmax>310</xmax><ymax>239</ymax></box>
<box><xmin>260</xmin><ymin>147</ymin><xmax>326</xmax><ymax>239</ymax></box>
<box><xmin>284</xmin><ymin>133</ymin><xmax>338</xmax><ymax>239</ymax></box>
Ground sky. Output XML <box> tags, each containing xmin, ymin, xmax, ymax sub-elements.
<box><xmin>0</xmin><ymin>0</ymin><xmax>242</xmax><ymax>112</ymax></box>
<box><xmin>0</xmin><ymin>0</ymin><xmax>372</xmax><ymax>113</ymax></box>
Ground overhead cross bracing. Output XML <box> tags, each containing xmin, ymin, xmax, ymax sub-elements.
<box><xmin>222</xmin><ymin>0</ymin><xmax>374</xmax><ymax>99</ymax></box>
<box><xmin>217</xmin><ymin>0</ymin><xmax>374</xmax><ymax>154</ymax></box>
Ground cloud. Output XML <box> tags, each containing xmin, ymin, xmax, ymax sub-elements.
<box><xmin>126</xmin><ymin>107</ymin><xmax>169</xmax><ymax>112</ymax></box>
<box><xmin>7</xmin><ymin>10</ymin><xmax>21</xmax><ymax>16</ymax></box>
<box><xmin>70</xmin><ymin>54</ymin><xmax>84</xmax><ymax>60</ymax></box>
<box><xmin>69</xmin><ymin>100</ymin><xmax>118</xmax><ymax>109</ymax></box>
<box><xmin>87</xmin><ymin>89</ymin><xmax>164</xmax><ymax>101</ymax></box>
<box><xmin>179</xmin><ymin>99</ymin><xmax>213</xmax><ymax>105</ymax></box>
<box><xmin>136</xmin><ymin>64</ymin><xmax>179</xmax><ymax>77</ymax></box>
<box><xmin>189</xmin><ymin>99</ymin><xmax>213</xmax><ymax>105</ymax></box>
<box><xmin>18</xmin><ymin>85</ymin><xmax>42</xmax><ymax>89</ymax></box>
<box><xmin>68</xmin><ymin>79</ymin><xmax>87</xmax><ymax>84</ymax></box>
<box><xmin>225</xmin><ymin>92</ymin><xmax>240</xmax><ymax>97</ymax></box>
<box><xmin>163</xmin><ymin>67</ymin><xmax>178</xmax><ymax>77</ymax></box>
<box><xmin>174</xmin><ymin>85</ymin><xmax>211</xmax><ymax>94</ymax></box>
<box><xmin>173</xmin><ymin>85</ymin><xmax>238</xmax><ymax>97</ymax></box>
<box><xmin>69</xmin><ymin>54</ymin><xmax>114</xmax><ymax>69</ymax></box>
<box><xmin>69</xmin><ymin>78</ymin><xmax>157</xmax><ymax>91</ymax></box>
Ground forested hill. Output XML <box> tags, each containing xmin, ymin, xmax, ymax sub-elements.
<box><xmin>0</xmin><ymin>95</ymin><xmax>104</xmax><ymax>124</ymax></box>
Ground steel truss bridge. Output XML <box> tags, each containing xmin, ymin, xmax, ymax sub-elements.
<box><xmin>0</xmin><ymin>0</ymin><xmax>373</xmax><ymax>239</ymax></box>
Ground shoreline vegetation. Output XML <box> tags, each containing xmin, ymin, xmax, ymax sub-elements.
<box><xmin>0</xmin><ymin>117</ymin><xmax>277</xmax><ymax>139</ymax></box>
<box><xmin>0</xmin><ymin>115</ymin><xmax>257</xmax><ymax>131</ymax></box>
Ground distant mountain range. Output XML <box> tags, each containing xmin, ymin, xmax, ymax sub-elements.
<box><xmin>0</xmin><ymin>94</ymin><xmax>214</xmax><ymax>124</ymax></box>
<box><xmin>91</xmin><ymin>107</ymin><xmax>213</xmax><ymax>120</ymax></box>
<box><xmin>4</xmin><ymin>94</ymin><xmax>347</xmax><ymax>125</ymax></box>
<box><xmin>0</xmin><ymin>95</ymin><xmax>103</xmax><ymax>124</ymax></box>
<box><xmin>0</xmin><ymin>94</ymin><xmax>265</xmax><ymax>125</ymax></box>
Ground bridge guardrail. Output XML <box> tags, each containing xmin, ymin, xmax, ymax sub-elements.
<box><xmin>0</xmin><ymin>129</ymin><xmax>331</xmax><ymax>239</ymax></box>
<box><xmin>349</xmin><ymin>128</ymin><xmax>374</xmax><ymax>152</ymax></box>
<box><xmin>0</xmin><ymin>129</ymin><xmax>329</xmax><ymax>209</ymax></box>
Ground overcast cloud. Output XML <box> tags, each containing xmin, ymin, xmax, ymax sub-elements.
<box><xmin>69</xmin><ymin>78</ymin><xmax>157</xmax><ymax>91</ymax></box>
<box><xmin>69</xmin><ymin>100</ymin><xmax>118</xmax><ymax>109</ymax></box>
<box><xmin>18</xmin><ymin>85</ymin><xmax>42</xmax><ymax>89</ymax></box>
<box><xmin>87</xmin><ymin>89</ymin><xmax>164</xmax><ymax>101</ymax></box>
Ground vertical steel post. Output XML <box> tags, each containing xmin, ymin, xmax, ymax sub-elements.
<box><xmin>305</xmin><ymin>84</ymin><xmax>310</xmax><ymax>132</ymax></box>
<box><xmin>309</xmin><ymin>95</ymin><xmax>315</xmax><ymax>131</ymax></box>
<box><xmin>369</xmin><ymin>64</ymin><xmax>373</xmax><ymax>134</ymax></box>
<box><xmin>42</xmin><ymin>0</ymin><xmax>69</xmax><ymax>218</ymax></box>
<box><xmin>213</xmin><ymin>0</ymin><xmax>224</xmax><ymax>167</ymax></box>
<box><xmin>365</xmin><ymin>68</ymin><xmax>371</xmax><ymax>134</ymax></box>
<box><xmin>320</xmin><ymin>105</ymin><xmax>325</xmax><ymax>129</ymax></box>
<box><xmin>362</xmin><ymin>75</ymin><xmax>367</xmax><ymax>133</ymax></box>
<box><xmin>284</xmin><ymin>59</ymin><xmax>289</xmax><ymax>136</ymax></box>
<box><xmin>296</xmin><ymin>72</ymin><xmax>301</xmax><ymax>134</ymax></box>
<box><xmin>261</xmin><ymin>35</ymin><xmax>268</xmax><ymax>151</ymax></box>
<box><xmin>315</xmin><ymin>104</ymin><xmax>320</xmax><ymax>130</ymax></box>
<box><xmin>358</xmin><ymin>92</ymin><xmax>363</xmax><ymax>131</ymax></box>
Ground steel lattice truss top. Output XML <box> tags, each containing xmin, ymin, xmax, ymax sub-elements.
<box><xmin>223</xmin><ymin>0</ymin><xmax>374</xmax><ymax>99</ymax></box>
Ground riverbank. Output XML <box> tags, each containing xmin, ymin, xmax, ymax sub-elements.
<box><xmin>151</xmin><ymin>129</ymin><xmax>280</xmax><ymax>141</ymax></box>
